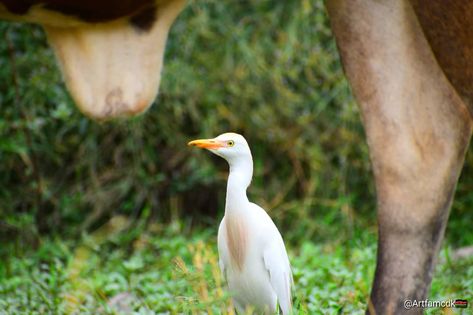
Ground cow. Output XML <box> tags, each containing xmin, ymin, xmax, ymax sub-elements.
<box><xmin>0</xmin><ymin>0</ymin><xmax>185</xmax><ymax>119</ymax></box>
<box><xmin>327</xmin><ymin>1</ymin><xmax>472</xmax><ymax>314</ymax></box>
<box><xmin>1</xmin><ymin>0</ymin><xmax>471</xmax><ymax>314</ymax></box>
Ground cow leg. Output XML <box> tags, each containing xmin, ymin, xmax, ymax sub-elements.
<box><xmin>326</xmin><ymin>0</ymin><xmax>472</xmax><ymax>314</ymax></box>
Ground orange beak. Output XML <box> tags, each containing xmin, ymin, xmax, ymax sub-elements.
<box><xmin>187</xmin><ymin>138</ymin><xmax>224</xmax><ymax>150</ymax></box>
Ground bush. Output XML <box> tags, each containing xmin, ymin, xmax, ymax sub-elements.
<box><xmin>0</xmin><ymin>0</ymin><xmax>472</xmax><ymax>249</ymax></box>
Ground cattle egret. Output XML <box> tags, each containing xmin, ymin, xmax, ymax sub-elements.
<box><xmin>188</xmin><ymin>132</ymin><xmax>293</xmax><ymax>314</ymax></box>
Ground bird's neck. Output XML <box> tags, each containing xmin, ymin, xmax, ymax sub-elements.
<box><xmin>225</xmin><ymin>159</ymin><xmax>253</xmax><ymax>215</ymax></box>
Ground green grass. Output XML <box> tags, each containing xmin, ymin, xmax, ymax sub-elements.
<box><xmin>1</xmin><ymin>219</ymin><xmax>471</xmax><ymax>315</ymax></box>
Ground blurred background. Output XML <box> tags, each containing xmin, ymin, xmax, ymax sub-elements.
<box><xmin>1</xmin><ymin>0</ymin><xmax>472</xmax><ymax>313</ymax></box>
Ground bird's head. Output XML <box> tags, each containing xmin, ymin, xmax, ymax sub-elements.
<box><xmin>188</xmin><ymin>132</ymin><xmax>252</xmax><ymax>166</ymax></box>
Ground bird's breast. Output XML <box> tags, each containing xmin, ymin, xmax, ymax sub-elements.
<box><xmin>224</xmin><ymin>214</ymin><xmax>248</xmax><ymax>271</ymax></box>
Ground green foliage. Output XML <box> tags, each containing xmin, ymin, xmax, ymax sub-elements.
<box><xmin>1</xmin><ymin>224</ymin><xmax>471</xmax><ymax>314</ymax></box>
<box><xmin>0</xmin><ymin>0</ymin><xmax>374</xmax><ymax>241</ymax></box>
<box><xmin>0</xmin><ymin>0</ymin><xmax>471</xmax><ymax>245</ymax></box>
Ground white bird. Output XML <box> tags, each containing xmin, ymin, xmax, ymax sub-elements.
<box><xmin>188</xmin><ymin>132</ymin><xmax>293</xmax><ymax>314</ymax></box>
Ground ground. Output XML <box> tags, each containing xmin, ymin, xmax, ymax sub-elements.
<box><xmin>1</xmin><ymin>218</ymin><xmax>471</xmax><ymax>315</ymax></box>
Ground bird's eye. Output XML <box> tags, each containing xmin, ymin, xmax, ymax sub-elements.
<box><xmin>227</xmin><ymin>140</ymin><xmax>235</xmax><ymax>147</ymax></box>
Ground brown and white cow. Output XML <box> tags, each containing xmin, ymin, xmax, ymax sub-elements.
<box><xmin>1</xmin><ymin>0</ymin><xmax>471</xmax><ymax>314</ymax></box>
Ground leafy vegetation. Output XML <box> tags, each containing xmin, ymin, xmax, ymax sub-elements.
<box><xmin>1</xmin><ymin>221</ymin><xmax>471</xmax><ymax>314</ymax></box>
<box><xmin>0</xmin><ymin>0</ymin><xmax>472</xmax><ymax>313</ymax></box>
<box><xmin>0</xmin><ymin>0</ymin><xmax>373</xmax><ymax>240</ymax></box>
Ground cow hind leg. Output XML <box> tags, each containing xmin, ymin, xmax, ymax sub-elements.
<box><xmin>327</xmin><ymin>0</ymin><xmax>472</xmax><ymax>314</ymax></box>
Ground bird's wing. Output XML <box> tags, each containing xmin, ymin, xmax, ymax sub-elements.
<box><xmin>218</xmin><ymin>258</ymin><xmax>226</xmax><ymax>283</ymax></box>
<box><xmin>263</xmin><ymin>240</ymin><xmax>293</xmax><ymax>314</ymax></box>
<box><xmin>217</xmin><ymin>218</ymin><xmax>227</xmax><ymax>282</ymax></box>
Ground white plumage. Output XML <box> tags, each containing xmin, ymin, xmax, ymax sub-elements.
<box><xmin>188</xmin><ymin>132</ymin><xmax>293</xmax><ymax>314</ymax></box>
